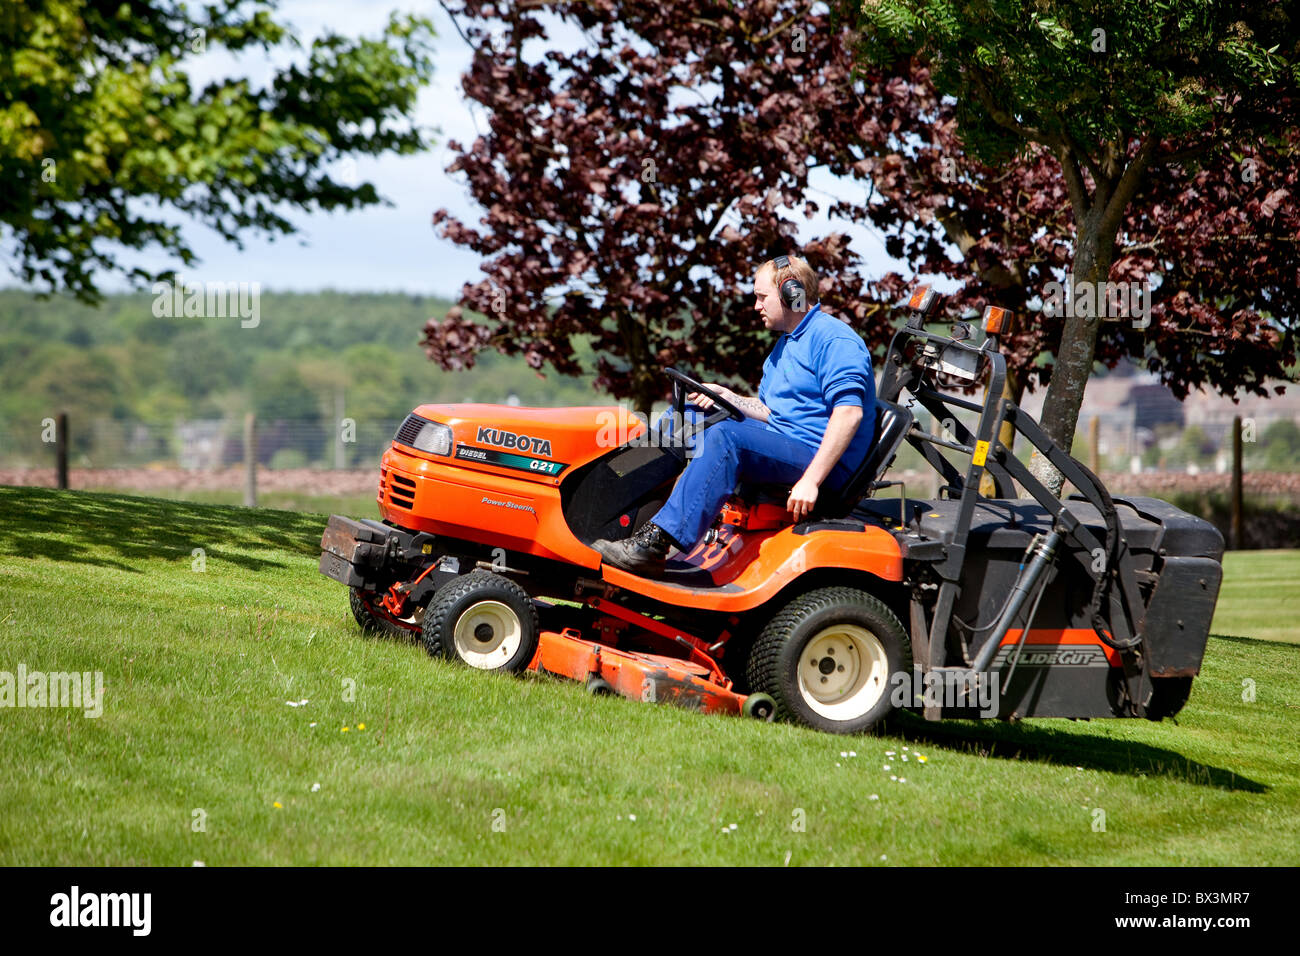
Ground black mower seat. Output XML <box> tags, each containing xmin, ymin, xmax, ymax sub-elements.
<box><xmin>739</xmin><ymin>399</ymin><xmax>915</xmax><ymax>520</ymax></box>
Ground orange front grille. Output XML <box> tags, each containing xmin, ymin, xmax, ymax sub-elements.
<box><xmin>387</xmin><ymin>472</ymin><xmax>416</xmax><ymax>509</ymax></box>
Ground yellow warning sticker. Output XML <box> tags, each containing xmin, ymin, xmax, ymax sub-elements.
<box><xmin>972</xmin><ymin>440</ymin><xmax>990</xmax><ymax>467</ymax></box>
<box><xmin>422</xmin><ymin>543</ymin><xmax>433</xmax><ymax>554</ymax></box>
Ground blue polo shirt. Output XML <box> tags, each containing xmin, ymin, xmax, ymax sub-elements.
<box><xmin>758</xmin><ymin>303</ymin><xmax>875</xmax><ymax>473</ymax></box>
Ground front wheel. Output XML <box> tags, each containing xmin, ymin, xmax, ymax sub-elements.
<box><xmin>350</xmin><ymin>587</ymin><xmax>411</xmax><ymax>640</ymax></box>
<box><xmin>742</xmin><ymin>692</ymin><xmax>776</xmax><ymax>721</ymax></box>
<box><xmin>423</xmin><ymin>570</ymin><xmax>540</xmax><ymax>673</ymax></box>
<box><xmin>747</xmin><ymin>587</ymin><xmax>910</xmax><ymax>734</ymax></box>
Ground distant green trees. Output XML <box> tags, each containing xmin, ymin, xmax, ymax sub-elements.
<box><xmin>1142</xmin><ymin>420</ymin><xmax>1300</xmax><ymax>472</ymax></box>
<box><xmin>1</xmin><ymin>0</ymin><xmax>435</xmax><ymax>302</ymax></box>
<box><xmin>1251</xmin><ymin>420</ymin><xmax>1300</xmax><ymax>471</ymax></box>
<box><xmin>0</xmin><ymin>290</ymin><xmax>614</xmax><ymax>467</ymax></box>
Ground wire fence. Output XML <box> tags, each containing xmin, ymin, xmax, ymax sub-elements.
<box><xmin>2</xmin><ymin>410</ymin><xmax>1296</xmax><ymax>477</ymax></box>
<box><xmin>0</xmin><ymin>416</ymin><xmax>406</xmax><ymax>471</ymax></box>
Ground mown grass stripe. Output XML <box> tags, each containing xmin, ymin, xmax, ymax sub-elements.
<box><xmin>0</xmin><ymin>484</ymin><xmax>1296</xmax><ymax>865</ymax></box>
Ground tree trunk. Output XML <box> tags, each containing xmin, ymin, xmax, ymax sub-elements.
<box><xmin>1027</xmin><ymin>135</ymin><xmax>1156</xmax><ymax>497</ymax></box>
<box><xmin>630</xmin><ymin>368</ymin><xmax>657</xmax><ymax>420</ymax></box>
<box><xmin>980</xmin><ymin>367</ymin><xmax>1023</xmax><ymax>497</ymax></box>
<box><xmin>1028</xmin><ymin>214</ymin><xmax>1113</xmax><ymax>497</ymax></box>
<box><xmin>616</xmin><ymin>310</ymin><xmax>658</xmax><ymax>419</ymax></box>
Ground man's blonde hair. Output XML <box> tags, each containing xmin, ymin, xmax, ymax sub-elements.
<box><xmin>758</xmin><ymin>255</ymin><xmax>819</xmax><ymax>307</ymax></box>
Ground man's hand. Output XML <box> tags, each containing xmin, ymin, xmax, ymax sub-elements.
<box><xmin>786</xmin><ymin>475</ymin><xmax>820</xmax><ymax>522</ymax></box>
<box><xmin>687</xmin><ymin>383</ymin><xmax>737</xmax><ymax>410</ymax></box>
<box><xmin>787</xmin><ymin>404</ymin><xmax>865</xmax><ymax>520</ymax></box>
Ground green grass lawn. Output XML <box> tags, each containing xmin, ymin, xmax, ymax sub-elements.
<box><xmin>93</xmin><ymin>485</ymin><xmax>383</xmax><ymax>521</ymax></box>
<box><xmin>1212</xmin><ymin>550</ymin><xmax>1300</xmax><ymax>643</ymax></box>
<box><xmin>0</xmin><ymin>485</ymin><xmax>1296</xmax><ymax>865</ymax></box>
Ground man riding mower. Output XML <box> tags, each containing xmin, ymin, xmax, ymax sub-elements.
<box><xmin>318</xmin><ymin>267</ymin><xmax>1224</xmax><ymax>735</ymax></box>
<box><xmin>594</xmin><ymin>255</ymin><xmax>873</xmax><ymax>578</ymax></box>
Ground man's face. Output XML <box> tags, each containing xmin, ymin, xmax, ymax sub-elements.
<box><xmin>754</xmin><ymin>268</ymin><xmax>788</xmax><ymax>332</ymax></box>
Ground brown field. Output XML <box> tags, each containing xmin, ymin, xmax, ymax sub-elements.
<box><xmin>4</xmin><ymin>466</ymin><xmax>1298</xmax><ymax>502</ymax></box>
<box><xmin>0</xmin><ymin>466</ymin><xmax>377</xmax><ymax>496</ymax></box>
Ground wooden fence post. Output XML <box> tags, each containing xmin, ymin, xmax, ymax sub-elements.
<box><xmin>243</xmin><ymin>412</ymin><xmax>257</xmax><ymax>508</ymax></box>
<box><xmin>1089</xmin><ymin>415</ymin><xmax>1100</xmax><ymax>474</ymax></box>
<box><xmin>1231</xmin><ymin>415</ymin><xmax>1243</xmax><ymax>550</ymax></box>
<box><xmin>334</xmin><ymin>386</ymin><xmax>346</xmax><ymax>470</ymax></box>
<box><xmin>56</xmin><ymin>412</ymin><xmax>68</xmax><ymax>490</ymax></box>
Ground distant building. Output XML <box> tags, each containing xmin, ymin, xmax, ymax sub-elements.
<box><xmin>176</xmin><ymin>420</ymin><xmax>226</xmax><ymax>470</ymax></box>
<box><xmin>1182</xmin><ymin>382</ymin><xmax>1300</xmax><ymax>445</ymax></box>
<box><xmin>1016</xmin><ymin>361</ymin><xmax>1299</xmax><ymax>464</ymax></box>
<box><xmin>1129</xmin><ymin>384</ymin><xmax>1185</xmax><ymax>432</ymax></box>
<box><xmin>1017</xmin><ymin>365</ymin><xmax>1175</xmax><ymax>459</ymax></box>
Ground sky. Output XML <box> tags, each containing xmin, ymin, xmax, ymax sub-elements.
<box><xmin>12</xmin><ymin>1</ymin><xmax>910</xmax><ymax>301</ymax></box>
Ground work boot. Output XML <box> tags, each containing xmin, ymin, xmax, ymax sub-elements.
<box><xmin>592</xmin><ymin>522</ymin><xmax>675</xmax><ymax>577</ymax></box>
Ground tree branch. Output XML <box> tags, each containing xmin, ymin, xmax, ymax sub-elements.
<box><xmin>436</xmin><ymin>0</ymin><xmax>475</xmax><ymax>48</ymax></box>
<box><xmin>1099</xmin><ymin>135</ymin><xmax>1157</xmax><ymax>242</ymax></box>
<box><xmin>659</xmin><ymin>197</ymin><xmax>735</xmax><ymax>297</ymax></box>
<box><xmin>518</xmin><ymin>0</ymin><xmax>597</xmax><ymax>8</ymax></box>
<box><xmin>1053</xmin><ymin>111</ymin><xmax>1105</xmax><ymax>184</ymax></box>
<box><xmin>1053</xmin><ymin>143</ymin><xmax>1090</xmax><ymax>223</ymax></box>
<box><xmin>1157</xmin><ymin>137</ymin><xmax>1222</xmax><ymax>167</ymax></box>
<box><xmin>753</xmin><ymin>3</ymin><xmax>816</xmax><ymax>45</ymax></box>
<box><xmin>1119</xmin><ymin>240</ymin><xmax>1163</xmax><ymax>255</ymax></box>
<box><xmin>933</xmin><ymin>202</ymin><xmax>1024</xmax><ymax>289</ymax></box>
<box><xmin>967</xmin><ymin>69</ymin><xmax>1048</xmax><ymax>143</ymax></box>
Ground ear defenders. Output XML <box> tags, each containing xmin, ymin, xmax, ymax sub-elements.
<box><xmin>772</xmin><ymin>255</ymin><xmax>807</xmax><ymax>310</ymax></box>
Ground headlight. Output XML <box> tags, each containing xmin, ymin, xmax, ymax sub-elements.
<box><xmin>412</xmin><ymin>421</ymin><xmax>453</xmax><ymax>455</ymax></box>
<box><xmin>395</xmin><ymin>415</ymin><xmax>453</xmax><ymax>456</ymax></box>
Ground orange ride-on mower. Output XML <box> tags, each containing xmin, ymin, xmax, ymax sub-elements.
<box><xmin>318</xmin><ymin>289</ymin><xmax>1224</xmax><ymax>734</ymax></box>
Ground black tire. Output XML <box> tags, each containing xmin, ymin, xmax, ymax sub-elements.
<box><xmin>742</xmin><ymin>692</ymin><xmax>776</xmax><ymax>721</ymax></box>
<box><xmin>719</xmin><ymin>627</ymin><xmax>758</xmax><ymax>694</ymax></box>
<box><xmin>585</xmin><ymin>677</ymin><xmax>616</xmax><ymax>696</ymax></box>
<box><xmin>349</xmin><ymin>587</ymin><xmax>408</xmax><ymax>640</ymax></box>
<box><xmin>746</xmin><ymin>586</ymin><xmax>910</xmax><ymax>734</ymax></box>
<box><xmin>423</xmin><ymin>570</ymin><xmax>539</xmax><ymax>672</ymax></box>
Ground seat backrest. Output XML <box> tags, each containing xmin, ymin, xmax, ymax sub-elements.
<box><xmin>816</xmin><ymin>399</ymin><xmax>914</xmax><ymax>518</ymax></box>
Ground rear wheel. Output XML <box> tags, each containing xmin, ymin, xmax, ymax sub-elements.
<box><xmin>423</xmin><ymin>570</ymin><xmax>540</xmax><ymax>672</ymax></box>
<box><xmin>747</xmin><ymin>587</ymin><xmax>910</xmax><ymax>734</ymax></box>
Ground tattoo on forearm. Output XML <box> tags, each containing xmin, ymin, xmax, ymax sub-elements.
<box><xmin>736</xmin><ymin>395</ymin><xmax>769</xmax><ymax>418</ymax></box>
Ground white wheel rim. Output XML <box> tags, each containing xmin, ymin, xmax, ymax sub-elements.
<box><xmin>453</xmin><ymin>600</ymin><xmax>523</xmax><ymax>669</ymax></box>
<box><xmin>797</xmin><ymin>624</ymin><xmax>889</xmax><ymax>721</ymax></box>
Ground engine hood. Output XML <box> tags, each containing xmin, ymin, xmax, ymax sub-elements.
<box><xmin>406</xmin><ymin>403</ymin><xmax>649</xmax><ymax>479</ymax></box>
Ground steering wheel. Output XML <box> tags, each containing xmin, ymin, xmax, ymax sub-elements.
<box><xmin>664</xmin><ymin>367</ymin><xmax>745</xmax><ymax>424</ymax></box>
<box><xmin>658</xmin><ymin>368</ymin><xmax>745</xmax><ymax>461</ymax></box>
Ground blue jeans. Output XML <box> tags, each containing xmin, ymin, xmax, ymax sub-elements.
<box><xmin>651</xmin><ymin>418</ymin><xmax>856</xmax><ymax>550</ymax></box>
